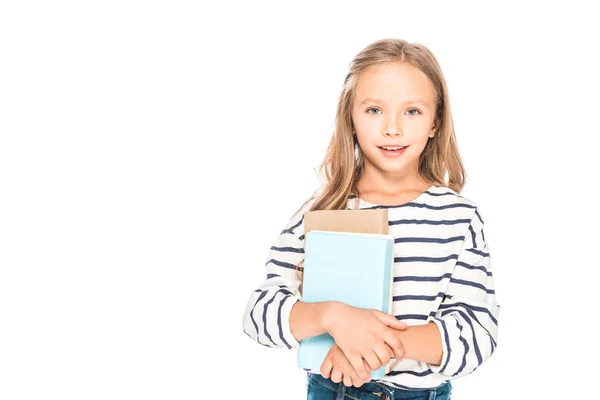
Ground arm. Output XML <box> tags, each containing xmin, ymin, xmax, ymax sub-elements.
<box><xmin>394</xmin><ymin>322</ymin><xmax>443</xmax><ymax>366</ymax></box>
<box><xmin>426</xmin><ymin>207</ymin><xmax>500</xmax><ymax>377</ymax></box>
<box><xmin>289</xmin><ymin>300</ymin><xmax>337</xmax><ymax>342</ymax></box>
<box><xmin>242</xmin><ymin>193</ymin><xmax>319</xmax><ymax>349</ymax></box>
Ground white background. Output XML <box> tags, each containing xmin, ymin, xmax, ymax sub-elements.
<box><xmin>1</xmin><ymin>1</ymin><xmax>599</xmax><ymax>399</ymax></box>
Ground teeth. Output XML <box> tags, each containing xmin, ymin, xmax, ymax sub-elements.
<box><xmin>382</xmin><ymin>146</ymin><xmax>406</xmax><ymax>150</ymax></box>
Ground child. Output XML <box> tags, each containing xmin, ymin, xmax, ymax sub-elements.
<box><xmin>242</xmin><ymin>38</ymin><xmax>500</xmax><ymax>400</ymax></box>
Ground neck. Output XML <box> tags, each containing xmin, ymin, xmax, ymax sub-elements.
<box><xmin>356</xmin><ymin>166</ymin><xmax>430</xmax><ymax>197</ymax></box>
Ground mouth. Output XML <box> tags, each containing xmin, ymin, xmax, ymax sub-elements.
<box><xmin>378</xmin><ymin>145</ymin><xmax>409</xmax><ymax>156</ymax></box>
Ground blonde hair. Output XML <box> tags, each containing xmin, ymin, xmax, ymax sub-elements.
<box><xmin>295</xmin><ymin>38</ymin><xmax>467</xmax><ymax>289</ymax></box>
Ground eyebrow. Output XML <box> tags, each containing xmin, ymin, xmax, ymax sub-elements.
<box><xmin>358</xmin><ymin>97</ymin><xmax>430</xmax><ymax>107</ymax></box>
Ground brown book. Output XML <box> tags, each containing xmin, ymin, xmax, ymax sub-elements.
<box><xmin>303</xmin><ymin>208</ymin><xmax>389</xmax><ymax>235</ymax></box>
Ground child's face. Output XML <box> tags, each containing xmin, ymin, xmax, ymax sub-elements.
<box><xmin>351</xmin><ymin>62</ymin><xmax>437</xmax><ymax>180</ymax></box>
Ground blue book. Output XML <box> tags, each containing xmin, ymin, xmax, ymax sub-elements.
<box><xmin>297</xmin><ymin>230</ymin><xmax>395</xmax><ymax>379</ymax></box>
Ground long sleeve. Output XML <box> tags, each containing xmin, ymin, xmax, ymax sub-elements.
<box><xmin>428</xmin><ymin>206</ymin><xmax>500</xmax><ymax>378</ymax></box>
<box><xmin>242</xmin><ymin>194</ymin><xmax>315</xmax><ymax>350</ymax></box>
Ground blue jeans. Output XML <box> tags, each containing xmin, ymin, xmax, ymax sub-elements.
<box><xmin>306</xmin><ymin>372</ymin><xmax>452</xmax><ymax>400</ymax></box>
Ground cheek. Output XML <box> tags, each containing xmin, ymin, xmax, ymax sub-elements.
<box><xmin>352</xmin><ymin>113</ymin><xmax>369</xmax><ymax>130</ymax></box>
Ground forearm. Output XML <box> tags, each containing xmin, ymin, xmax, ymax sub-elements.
<box><xmin>289</xmin><ymin>300</ymin><xmax>337</xmax><ymax>342</ymax></box>
<box><xmin>395</xmin><ymin>322</ymin><xmax>443</xmax><ymax>366</ymax></box>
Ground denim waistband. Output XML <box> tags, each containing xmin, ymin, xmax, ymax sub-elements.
<box><xmin>307</xmin><ymin>372</ymin><xmax>452</xmax><ymax>400</ymax></box>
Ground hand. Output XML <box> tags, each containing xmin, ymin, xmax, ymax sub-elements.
<box><xmin>320</xmin><ymin>342</ymin><xmax>372</xmax><ymax>388</ymax></box>
<box><xmin>322</xmin><ymin>302</ymin><xmax>408</xmax><ymax>381</ymax></box>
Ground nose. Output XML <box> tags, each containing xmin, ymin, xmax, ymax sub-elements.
<box><xmin>383</xmin><ymin>128</ymin><xmax>402</xmax><ymax>137</ymax></box>
<box><xmin>383</xmin><ymin>117</ymin><xmax>403</xmax><ymax>137</ymax></box>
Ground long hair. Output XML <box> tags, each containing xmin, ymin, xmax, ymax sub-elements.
<box><xmin>295</xmin><ymin>38</ymin><xmax>467</xmax><ymax>290</ymax></box>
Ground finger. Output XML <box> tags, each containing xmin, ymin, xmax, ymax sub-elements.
<box><xmin>351</xmin><ymin>374</ymin><xmax>366</xmax><ymax>388</ymax></box>
<box><xmin>352</xmin><ymin>363</ymin><xmax>370</xmax><ymax>388</ymax></box>
<box><xmin>394</xmin><ymin>318</ymin><xmax>408</xmax><ymax>330</ymax></box>
<box><xmin>372</xmin><ymin>344</ymin><xmax>392</xmax><ymax>365</ymax></box>
<box><xmin>383</xmin><ymin>313</ymin><xmax>407</xmax><ymax>330</ymax></box>
<box><xmin>347</xmin><ymin>352</ymin><xmax>370</xmax><ymax>381</ymax></box>
<box><xmin>384</xmin><ymin>330</ymin><xmax>405</xmax><ymax>360</ymax></box>
<box><xmin>385</xmin><ymin>343</ymin><xmax>396</xmax><ymax>360</ymax></box>
<box><xmin>331</xmin><ymin>368</ymin><xmax>343</xmax><ymax>384</ymax></box>
<box><xmin>343</xmin><ymin>373</ymin><xmax>352</xmax><ymax>387</ymax></box>
<box><xmin>320</xmin><ymin>356</ymin><xmax>333</xmax><ymax>379</ymax></box>
<box><xmin>363</xmin><ymin>350</ymin><xmax>382</xmax><ymax>372</ymax></box>
<box><xmin>363</xmin><ymin>359</ymin><xmax>372</xmax><ymax>376</ymax></box>
<box><xmin>336</xmin><ymin>352</ymin><xmax>365</xmax><ymax>388</ymax></box>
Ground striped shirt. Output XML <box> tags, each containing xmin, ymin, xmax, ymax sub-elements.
<box><xmin>242</xmin><ymin>184</ymin><xmax>500</xmax><ymax>390</ymax></box>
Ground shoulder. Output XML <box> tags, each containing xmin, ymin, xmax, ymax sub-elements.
<box><xmin>431</xmin><ymin>185</ymin><xmax>484</xmax><ymax>226</ymax></box>
<box><xmin>282</xmin><ymin>187</ymin><xmax>321</xmax><ymax>233</ymax></box>
<box><xmin>431</xmin><ymin>184</ymin><xmax>473</xmax><ymax>205</ymax></box>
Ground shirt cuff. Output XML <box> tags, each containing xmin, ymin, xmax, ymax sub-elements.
<box><xmin>281</xmin><ymin>295</ymin><xmax>302</xmax><ymax>349</ymax></box>
<box><xmin>428</xmin><ymin>317</ymin><xmax>451</xmax><ymax>374</ymax></box>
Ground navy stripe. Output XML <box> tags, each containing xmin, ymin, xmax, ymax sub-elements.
<box><xmin>433</xmin><ymin>317</ymin><xmax>451</xmax><ymax>374</ymax></box>
<box><xmin>266</xmin><ymin>258</ymin><xmax>301</xmax><ymax>270</ymax></box>
<box><xmin>395</xmin><ymin>235</ymin><xmax>465</xmax><ymax>244</ymax></box>
<box><xmin>243</xmin><ymin>330</ymin><xmax>270</xmax><ymax>348</ymax></box>
<box><xmin>428</xmin><ymin>190</ymin><xmax>455</xmax><ymax>197</ymax></box>
<box><xmin>387</xmin><ymin>369</ymin><xmax>433</xmax><ymax>377</ymax></box>
<box><xmin>475</xmin><ymin>208</ymin><xmax>485</xmax><ymax>225</ymax></box>
<box><xmin>473</xmin><ymin>209</ymin><xmax>487</xmax><ymax>247</ymax></box>
<box><xmin>299</xmin><ymin>234</ymin><xmax>305</xmax><ymax>241</ymax></box>
<box><xmin>270</xmin><ymin>245</ymin><xmax>304</xmax><ymax>253</ymax></box>
<box><xmin>469</xmin><ymin>224</ymin><xmax>477</xmax><ymax>248</ymax></box>
<box><xmin>439</xmin><ymin>302</ymin><xmax>498</xmax><ymax>343</ymax></box>
<box><xmin>450</xmin><ymin>277</ymin><xmax>494</xmax><ymax>294</ymax></box>
<box><xmin>395</xmin><ymin>254</ymin><xmax>458</xmax><ymax>263</ymax></box>
<box><xmin>452</xmin><ymin>318</ymin><xmax>469</xmax><ymax>376</ymax></box>
<box><xmin>456</xmin><ymin>260</ymin><xmax>492</xmax><ymax>276</ymax></box>
<box><xmin>389</xmin><ymin>218</ymin><xmax>471</xmax><ymax>226</ymax></box>
<box><xmin>266</xmin><ymin>273</ymin><xmax>279</xmax><ymax>279</ymax></box>
<box><xmin>393</xmin><ymin>293</ymin><xmax>444</xmax><ymax>301</ymax></box>
<box><xmin>439</xmin><ymin>309</ymin><xmax>482</xmax><ymax>366</ymax></box>
<box><xmin>360</xmin><ymin>201</ymin><xmax>475</xmax><ymax>212</ymax></box>
<box><xmin>263</xmin><ymin>289</ymin><xmax>290</xmax><ymax>346</ymax></box>
<box><xmin>348</xmin><ymin>190</ymin><xmax>454</xmax><ymax>200</ymax></box>
<box><xmin>254</xmin><ymin>286</ymin><xmax>298</xmax><ymax>349</ymax></box>
<box><xmin>277</xmin><ymin>296</ymin><xmax>294</xmax><ymax>349</ymax></box>
<box><xmin>281</xmin><ymin>217</ymin><xmax>303</xmax><ymax>234</ymax></box>
<box><xmin>466</xmin><ymin>248</ymin><xmax>489</xmax><ymax>257</ymax></box>
<box><xmin>395</xmin><ymin>314</ymin><xmax>428</xmax><ymax>320</ymax></box>
<box><xmin>250</xmin><ymin>291</ymin><xmax>269</xmax><ymax>347</ymax></box>
<box><xmin>408</xmin><ymin>202</ymin><xmax>476</xmax><ymax>211</ymax></box>
<box><xmin>394</xmin><ymin>273</ymin><xmax>452</xmax><ymax>283</ymax></box>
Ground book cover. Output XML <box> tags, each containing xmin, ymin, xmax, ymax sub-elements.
<box><xmin>297</xmin><ymin>230</ymin><xmax>395</xmax><ymax>380</ymax></box>
<box><xmin>303</xmin><ymin>208</ymin><xmax>388</xmax><ymax>235</ymax></box>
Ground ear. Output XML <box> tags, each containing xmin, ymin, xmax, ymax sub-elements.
<box><xmin>429</xmin><ymin>123</ymin><xmax>436</xmax><ymax>138</ymax></box>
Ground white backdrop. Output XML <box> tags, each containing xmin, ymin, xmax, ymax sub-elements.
<box><xmin>1</xmin><ymin>1</ymin><xmax>599</xmax><ymax>399</ymax></box>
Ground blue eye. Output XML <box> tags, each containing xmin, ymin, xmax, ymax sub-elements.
<box><xmin>365</xmin><ymin>107</ymin><xmax>422</xmax><ymax>115</ymax></box>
